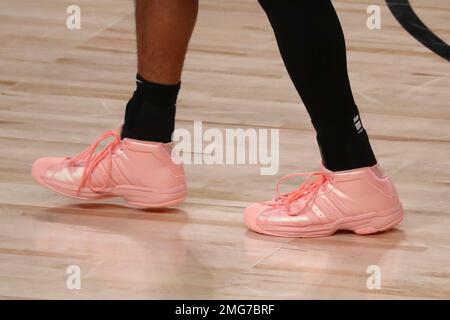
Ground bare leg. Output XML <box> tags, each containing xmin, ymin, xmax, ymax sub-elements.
<box><xmin>136</xmin><ymin>0</ymin><xmax>198</xmax><ymax>85</ymax></box>
<box><xmin>123</xmin><ymin>0</ymin><xmax>198</xmax><ymax>142</ymax></box>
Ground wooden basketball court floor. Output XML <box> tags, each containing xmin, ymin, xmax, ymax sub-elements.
<box><xmin>0</xmin><ymin>0</ymin><xmax>449</xmax><ymax>299</ymax></box>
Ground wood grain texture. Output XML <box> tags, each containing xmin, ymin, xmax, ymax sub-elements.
<box><xmin>0</xmin><ymin>0</ymin><xmax>449</xmax><ymax>299</ymax></box>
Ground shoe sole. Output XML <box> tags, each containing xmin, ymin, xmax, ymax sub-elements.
<box><xmin>248</xmin><ymin>204</ymin><xmax>404</xmax><ymax>238</ymax></box>
<box><xmin>33</xmin><ymin>174</ymin><xmax>186</xmax><ymax>208</ymax></box>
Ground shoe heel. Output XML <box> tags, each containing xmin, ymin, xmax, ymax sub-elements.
<box><xmin>352</xmin><ymin>207</ymin><xmax>404</xmax><ymax>235</ymax></box>
<box><xmin>119</xmin><ymin>185</ymin><xmax>187</xmax><ymax>208</ymax></box>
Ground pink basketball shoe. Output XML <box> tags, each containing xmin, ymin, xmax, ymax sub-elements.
<box><xmin>32</xmin><ymin>130</ymin><xmax>187</xmax><ymax>208</ymax></box>
<box><xmin>244</xmin><ymin>164</ymin><xmax>403</xmax><ymax>237</ymax></box>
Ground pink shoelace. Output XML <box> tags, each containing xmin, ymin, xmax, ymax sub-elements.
<box><xmin>266</xmin><ymin>171</ymin><xmax>330</xmax><ymax>208</ymax></box>
<box><xmin>66</xmin><ymin>130</ymin><xmax>121</xmax><ymax>194</ymax></box>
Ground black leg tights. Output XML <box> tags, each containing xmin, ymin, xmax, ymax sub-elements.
<box><xmin>258</xmin><ymin>0</ymin><xmax>377</xmax><ymax>171</ymax></box>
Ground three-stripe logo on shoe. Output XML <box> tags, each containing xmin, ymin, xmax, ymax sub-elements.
<box><xmin>353</xmin><ymin>115</ymin><xmax>364</xmax><ymax>133</ymax></box>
